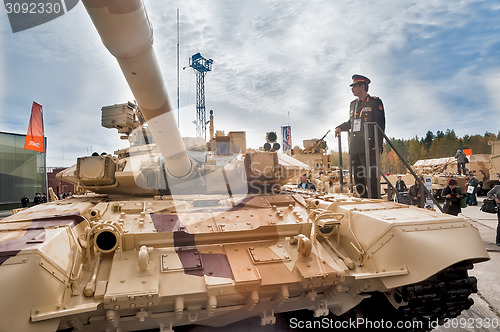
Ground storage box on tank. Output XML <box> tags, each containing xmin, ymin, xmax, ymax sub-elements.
<box><xmin>101</xmin><ymin>102</ymin><xmax>139</xmax><ymax>135</ymax></box>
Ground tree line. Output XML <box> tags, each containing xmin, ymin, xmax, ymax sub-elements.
<box><xmin>331</xmin><ymin>130</ymin><xmax>500</xmax><ymax>175</ymax></box>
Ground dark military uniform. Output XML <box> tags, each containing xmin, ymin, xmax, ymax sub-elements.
<box><xmin>337</xmin><ymin>93</ymin><xmax>385</xmax><ymax>198</ymax></box>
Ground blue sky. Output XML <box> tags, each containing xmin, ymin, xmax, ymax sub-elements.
<box><xmin>1</xmin><ymin>0</ymin><xmax>499</xmax><ymax>167</ymax></box>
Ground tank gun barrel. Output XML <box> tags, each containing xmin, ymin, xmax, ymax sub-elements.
<box><xmin>82</xmin><ymin>0</ymin><xmax>192</xmax><ymax>178</ymax></box>
<box><xmin>317</xmin><ymin>130</ymin><xmax>330</xmax><ymax>143</ymax></box>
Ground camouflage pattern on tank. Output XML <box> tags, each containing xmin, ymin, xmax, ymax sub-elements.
<box><xmin>0</xmin><ymin>189</ymin><xmax>489</xmax><ymax>332</ymax></box>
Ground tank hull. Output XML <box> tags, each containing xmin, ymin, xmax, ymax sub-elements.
<box><xmin>0</xmin><ymin>192</ymin><xmax>488</xmax><ymax>331</ymax></box>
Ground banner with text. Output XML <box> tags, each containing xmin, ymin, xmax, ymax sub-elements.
<box><xmin>24</xmin><ymin>101</ymin><xmax>45</xmax><ymax>153</ymax></box>
<box><xmin>282</xmin><ymin>126</ymin><xmax>292</xmax><ymax>152</ymax></box>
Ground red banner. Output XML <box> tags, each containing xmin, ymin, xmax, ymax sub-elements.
<box><xmin>24</xmin><ymin>102</ymin><xmax>45</xmax><ymax>153</ymax></box>
<box><xmin>463</xmin><ymin>148</ymin><xmax>472</xmax><ymax>156</ymax></box>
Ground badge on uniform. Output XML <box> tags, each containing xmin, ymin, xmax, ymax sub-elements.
<box><xmin>362</xmin><ymin>107</ymin><xmax>371</xmax><ymax>112</ymax></box>
<box><xmin>353</xmin><ymin>119</ymin><xmax>361</xmax><ymax>132</ymax></box>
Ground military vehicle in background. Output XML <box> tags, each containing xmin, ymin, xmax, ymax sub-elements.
<box><xmin>288</xmin><ymin>132</ymin><xmax>349</xmax><ymax>193</ymax></box>
<box><xmin>290</xmin><ymin>131</ymin><xmax>332</xmax><ymax>174</ymax></box>
<box><xmin>384</xmin><ymin>173</ymin><xmax>466</xmax><ymax>200</ymax></box>
<box><xmin>0</xmin><ymin>1</ymin><xmax>489</xmax><ymax>331</ymax></box>
<box><xmin>410</xmin><ymin>141</ymin><xmax>500</xmax><ymax>197</ymax></box>
<box><xmin>483</xmin><ymin>140</ymin><xmax>500</xmax><ymax>194</ymax></box>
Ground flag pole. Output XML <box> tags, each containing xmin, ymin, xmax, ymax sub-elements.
<box><xmin>41</xmin><ymin>103</ymin><xmax>48</xmax><ymax>197</ymax></box>
<box><xmin>177</xmin><ymin>8</ymin><xmax>180</xmax><ymax>127</ymax></box>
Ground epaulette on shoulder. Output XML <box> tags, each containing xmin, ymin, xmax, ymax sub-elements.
<box><xmin>372</xmin><ymin>96</ymin><xmax>379</xmax><ymax>99</ymax></box>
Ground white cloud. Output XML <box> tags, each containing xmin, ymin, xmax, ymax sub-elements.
<box><xmin>484</xmin><ymin>69</ymin><xmax>500</xmax><ymax>115</ymax></box>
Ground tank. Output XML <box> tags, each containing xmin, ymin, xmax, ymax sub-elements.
<box><xmin>0</xmin><ymin>1</ymin><xmax>489</xmax><ymax>331</ymax></box>
<box><xmin>288</xmin><ymin>133</ymin><xmax>350</xmax><ymax>194</ymax></box>
<box><xmin>482</xmin><ymin>140</ymin><xmax>500</xmax><ymax>193</ymax></box>
<box><xmin>407</xmin><ymin>144</ymin><xmax>500</xmax><ymax>197</ymax></box>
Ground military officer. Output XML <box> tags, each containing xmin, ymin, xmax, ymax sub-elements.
<box><xmin>334</xmin><ymin>74</ymin><xmax>386</xmax><ymax>198</ymax></box>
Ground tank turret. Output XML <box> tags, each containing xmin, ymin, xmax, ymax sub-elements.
<box><xmin>56</xmin><ymin>0</ymin><xmax>306</xmax><ymax>195</ymax></box>
<box><xmin>83</xmin><ymin>0</ymin><xmax>192</xmax><ymax>179</ymax></box>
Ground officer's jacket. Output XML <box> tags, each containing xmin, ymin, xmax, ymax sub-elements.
<box><xmin>337</xmin><ymin>94</ymin><xmax>385</xmax><ymax>155</ymax></box>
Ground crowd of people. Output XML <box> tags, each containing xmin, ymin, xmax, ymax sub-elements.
<box><xmin>33</xmin><ymin>192</ymin><xmax>48</xmax><ymax>205</ymax></box>
<box><xmin>20</xmin><ymin>192</ymin><xmax>48</xmax><ymax>207</ymax></box>
<box><xmin>391</xmin><ymin>171</ymin><xmax>499</xmax><ymax>246</ymax></box>
<box><xmin>20</xmin><ymin>191</ymin><xmax>72</xmax><ymax>208</ymax></box>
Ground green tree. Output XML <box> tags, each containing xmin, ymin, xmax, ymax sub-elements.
<box><xmin>423</xmin><ymin>131</ymin><xmax>434</xmax><ymax>151</ymax></box>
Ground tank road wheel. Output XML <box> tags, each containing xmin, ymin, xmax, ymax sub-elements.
<box><xmin>353</xmin><ymin>261</ymin><xmax>477</xmax><ymax>331</ymax></box>
<box><xmin>399</xmin><ymin>262</ymin><xmax>477</xmax><ymax>328</ymax></box>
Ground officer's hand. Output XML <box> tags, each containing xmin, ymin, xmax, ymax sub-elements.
<box><xmin>334</xmin><ymin>127</ymin><xmax>341</xmax><ymax>137</ymax></box>
<box><xmin>495</xmin><ymin>198</ymin><xmax>500</xmax><ymax>204</ymax></box>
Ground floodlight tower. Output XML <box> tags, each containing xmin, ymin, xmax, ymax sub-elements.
<box><xmin>189</xmin><ymin>52</ymin><xmax>213</xmax><ymax>139</ymax></box>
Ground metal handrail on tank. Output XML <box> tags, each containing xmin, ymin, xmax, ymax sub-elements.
<box><xmin>369</xmin><ymin>122</ymin><xmax>443</xmax><ymax>212</ymax></box>
<box><xmin>337</xmin><ymin>122</ymin><xmax>443</xmax><ymax>212</ymax></box>
<box><xmin>82</xmin><ymin>0</ymin><xmax>192</xmax><ymax>178</ymax></box>
<box><xmin>337</xmin><ymin>135</ymin><xmax>345</xmax><ymax>193</ymax></box>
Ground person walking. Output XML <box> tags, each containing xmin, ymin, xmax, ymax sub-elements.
<box><xmin>466</xmin><ymin>174</ymin><xmax>479</xmax><ymax>206</ymax></box>
<box><xmin>408</xmin><ymin>178</ymin><xmax>425</xmax><ymax>208</ymax></box>
<box><xmin>442</xmin><ymin>178</ymin><xmax>463</xmax><ymax>216</ymax></box>
<box><xmin>334</xmin><ymin>74</ymin><xmax>386</xmax><ymax>198</ymax></box>
<box><xmin>486</xmin><ymin>185</ymin><xmax>500</xmax><ymax>246</ymax></box>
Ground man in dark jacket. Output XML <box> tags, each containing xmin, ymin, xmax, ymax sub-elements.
<box><xmin>298</xmin><ymin>174</ymin><xmax>316</xmax><ymax>190</ymax></box>
<box><xmin>454</xmin><ymin>149</ymin><xmax>467</xmax><ymax>175</ymax></box>
<box><xmin>408</xmin><ymin>179</ymin><xmax>425</xmax><ymax>208</ymax></box>
<box><xmin>334</xmin><ymin>74</ymin><xmax>385</xmax><ymax>198</ymax></box>
<box><xmin>34</xmin><ymin>193</ymin><xmax>41</xmax><ymax>205</ymax></box>
<box><xmin>395</xmin><ymin>176</ymin><xmax>408</xmax><ymax>192</ymax></box>
<box><xmin>487</xmin><ymin>184</ymin><xmax>500</xmax><ymax>246</ymax></box>
<box><xmin>466</xmin><ymin>174</ymin><xmax>479</xmax><ymax>206</ymax></box>
<box><xmin>21</xmin><ymin>195</ymin><xmax>29</xmax><ymax>208</ymax></box>
<box><xmin>442</xmin><ymin>178</ymin><xmax>463</xmax><ymax>216</ymax></box>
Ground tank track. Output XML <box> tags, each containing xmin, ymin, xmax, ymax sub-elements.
<box><xmin>346</xmin><ymin>261</ymin><xmax>478</xmax><ymax>331</ymax></box>
<box><xmin>398</xmin><ymin>261</ymin><xmax>478</xmax><ymax>330</ymax></box>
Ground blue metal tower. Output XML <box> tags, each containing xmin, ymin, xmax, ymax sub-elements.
<box><xmin>189</xmin><ymin>53</ymin><xmax>213</xmax><ymax>139</ymax></box>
